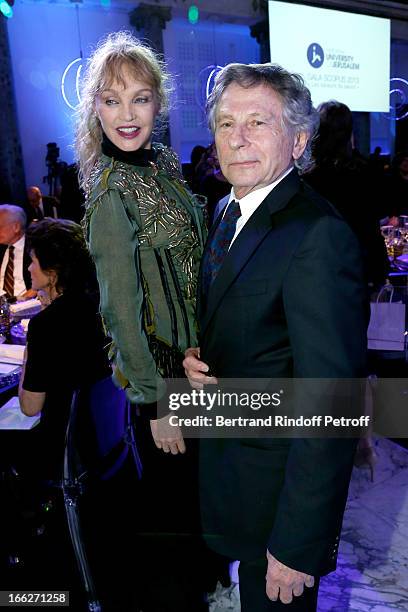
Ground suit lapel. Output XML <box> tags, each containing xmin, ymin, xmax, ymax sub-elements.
<box><xmin>23</xmin><ymin>245</ymin><xmax>32</xmax><ymax>289</ymax></box>
<box><xmin>0</xmin><ymin>245</ymin><xmax>6</xmax><ymax>267</ymax></box>
<box><xmin>199</xmin><ymin>170</ymin><xmax>301</xmax><ymax>337</ymax></box>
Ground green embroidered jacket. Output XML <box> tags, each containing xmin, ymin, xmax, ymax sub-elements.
<box><xmin>84</xmin><ymin>144</ymin><xmax>207</xmax><ymax>404</ymax></box>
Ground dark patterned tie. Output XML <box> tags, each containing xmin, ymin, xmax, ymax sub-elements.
<box><xmin>202</xmin><ymin>199</ymin><xmax>241</xmax><ymax>294</ymax></box>
<box><xmin>3</xmin><ymin>245</ymin><xmax>14</xmax><ymax>298</ymax></box>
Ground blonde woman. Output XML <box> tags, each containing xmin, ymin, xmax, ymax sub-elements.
<box><xmin>75</xmin><ymin>31</ymin><xmax>209</xmax><ymax>611</ymax></box>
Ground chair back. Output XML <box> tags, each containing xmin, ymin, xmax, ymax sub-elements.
<box><xmin>65</xmin><ymin>376</ymin><xmax>140</xmax><ymax>483</ymax></box>
<box><xmin>62</xmin><ymin>376</ymin><xmax>141</xmax><ymax>612</ymax></box>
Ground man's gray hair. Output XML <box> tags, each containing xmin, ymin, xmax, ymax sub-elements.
<box><xmin>0</xmin><ymin>204</ymin><xmax>27</xmax><ymax>230</ymax></box>
<box><xmin>206</xmin><ymin>63</ymin><xmax>319</xmax><ymax>173</ymax></box>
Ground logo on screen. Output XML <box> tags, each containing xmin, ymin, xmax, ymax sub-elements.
<box><xmin>61</xmin><ymin>58</ymin><xmax>83</xmax><ymax>110</ymax></box>
<box><xmin>307</xmin><ymin>43</ymin><xmax>324</xmax><ymax>68</ymax></box>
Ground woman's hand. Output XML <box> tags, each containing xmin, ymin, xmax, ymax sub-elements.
<box><xmin>150</xmin><ymin>414</ymin><xmax>186</xmax><ymax>455</ymax></box>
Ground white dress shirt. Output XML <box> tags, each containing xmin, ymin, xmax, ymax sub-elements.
<box><xmin>0</xmin><ymin>235</ymin><xmax>27</xmax><ymax>297</ymax></box>
<box><xmin>222</xmin><ymin>166</ymin><xmax>294</xmax><ymax>249</ymax></box>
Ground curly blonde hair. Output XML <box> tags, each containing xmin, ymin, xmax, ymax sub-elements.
<box><xmin>75</xmin><ymin>31</ymin><xmax>173</xmax><ymax>188</ymax></box>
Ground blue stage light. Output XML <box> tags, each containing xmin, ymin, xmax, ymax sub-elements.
<box><xmin>188</xmin><ymin>5</ymin><xmax>199</xmax><ymax>25</ymax></box>
<box><xmin>0</xmin><ymin>0</ymin><xmax>13</xmax><ymax>18</ymax></box>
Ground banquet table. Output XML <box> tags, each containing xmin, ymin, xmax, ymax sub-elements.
<box><xmin>0</xmin><ymin>306</ymin><xmax>39</xmax><ymax>484</ymax></box>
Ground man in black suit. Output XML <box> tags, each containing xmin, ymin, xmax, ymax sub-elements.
<box><xmin>0</xmin><ymin>204</ymin><xmax>35</xmax><ymax>300</ymax></box>
<box><xmin>183</xmin><ymin>64</ymin><xmax>367</xmax><ymax>610</ymax></box>
<box><xmin>27</xmin><ymin>186</ymin><xmax>59</xmax><ymax>222</ymax></box>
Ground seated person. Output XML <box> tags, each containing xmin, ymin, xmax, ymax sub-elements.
<box><xmin>0</xmin><ymin>204</ymin><xmax>37</xmax><ymax>301</ymax></box>
<box><xmin>16</xmin><ymin>219</ymin><xmax>141</xmax><ymax>612</ymax></box>
<box><xmin>26</xmin><ymin>186</ymin><xmax>59</xmax><ymax>222</ymax></box>
<box><xmin>19</xmin><ymin>218</ymin><xmax>111</xmax><ymax>481</ymax></box>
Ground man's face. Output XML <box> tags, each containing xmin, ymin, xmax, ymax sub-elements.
<box><xmin>0</xmin><ymin>213</ymin><xmax>22</xmax><ymax>245</ymax></box>
<box><xmin>27</xmin><ymin>188</ymin><xmax>41</xmax><ymax>209</ymax></box>
<box><xmin>214</xmin><ymin>82</ymin><xmax>307</xmax><ymax>199</ymax></box>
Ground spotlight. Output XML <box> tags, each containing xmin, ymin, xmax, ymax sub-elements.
<box><xmin>0</xmin><ymin>0</ymin><xmax>13</xmax><ymax>18</ymax></box>
<box><xmin>188</xmin><ymin>5</ymin><xmax>199</xmax><ymax>25</ymax></box>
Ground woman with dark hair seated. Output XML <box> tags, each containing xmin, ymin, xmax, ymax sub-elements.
<box><xmin>16</xmin><ymin>218</ymin><xmax>140</xmax><ymax>612</ymax></box>
<box><xmin>19</xmin><ymin>218</ymin><xmax>111</xmax><ymax>479</ymax></box>
<box><xmin>13</xmin><ymin>219</ymin><xmax>113</xmax><ymax>605</ymax></box>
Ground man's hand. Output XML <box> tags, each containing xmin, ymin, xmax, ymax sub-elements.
<box><xmin>150</xmin><ymin>414</ymin><xmax>186</xmax><ymax>455</ymax></box>
<box><xmin>183</xmin><ymin>347</ymin><xmax>218</xmax><ymax>389</ymax></box>
<box><xmin>266</xmin><ymin>551</ymin><xmax>315</xmax><ymax>604</ymax></box>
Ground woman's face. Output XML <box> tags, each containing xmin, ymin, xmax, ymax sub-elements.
<box><xmin>95</xmin><ymin>66</ymin><xmax>158</xmax><ymax>152</ymax></box>
<box><xmin>28</xmin><ymin>252</ymin><xmax>52</xmax><ymax>292</ymax></box>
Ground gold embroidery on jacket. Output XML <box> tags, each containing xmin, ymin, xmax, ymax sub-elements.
<box><xmin>84</xmin><ymin>145</ymin><xmax>201</xmax><ymax>300</ymax></box>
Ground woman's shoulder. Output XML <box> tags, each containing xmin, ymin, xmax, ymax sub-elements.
<box><xmin>84</xmin><ymin>148</ymin><xmax>189</xmax><ymax>224</ymax></box>
<box><xmin>28</xmin><ymin>294</ymin><xmax>100</xmax><ymax>341</ymax></box>
<box><xmin>27</xmin><ymin>308</ymin><xmax>47</xmax><ymax>334</ymax></box>
<box><xmin>86</xmin><ymin>155</ymin><xmax>126</xmax><ymax>197</ymax></box>
<box><xmin>88</xmin><ymin>152</ymin><xmax>161</xmax><ymax>196</ymax></box>
<box><xmin>154</xmin><ymin>143</ymin><xmax>184</xmax><ymax>181</ymax></box>
<box><xmin>26</xmin><ymin>297</ymin><xmax>63</xmax><ymax>341</ymax></box>
<box><xmin>87</xmin><ymin>146</ymin><xmax>183</xmax><ymax>189</ymax></box>
<box><xmin>84</xmin><ymin>157</ymin><xmax>140</xmax><ymax>229</ymax></box>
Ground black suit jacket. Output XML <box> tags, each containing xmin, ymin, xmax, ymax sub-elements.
<box><xmin>27</xmin><ymin>196</ymin><xmax>59</xmax><ymax>223</ymax></box>
<box><xmin>197</xmin><ymin>170</ymin><xmax>367</xmax><ymax>576</ymax></box>
<box><xmin>0</xmin><ymin>241</ymin><xmax>32</xmax><ymax>293</ymax></box>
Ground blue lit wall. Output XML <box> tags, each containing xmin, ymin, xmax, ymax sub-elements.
<box><xmin>7</xmin><ymin>5</ymin><xmax>260</xmax><ymax>188</ymax></box>
<box><xmin>7</xmin><ymin>4</ymin><xmax>261</xmax><ymax>187</ymax></box>
<box><xmin>6</xmin><ymin>2</ymin><xmax>408</xmax><ymax>186</ymax></box>
<box><xmin>370</xmin><ymin>40</ymin><xmax>408</xmax><ymax>156</ymax></box>
<box><xmin>163</xmin><ymin>18</ymin><xmax>260</xmax><ymax>163</ymax></box>
<box><xmin>7</xmin><ymin>3</ymin><xmax>130</xmax><ymax>188</ymax></box>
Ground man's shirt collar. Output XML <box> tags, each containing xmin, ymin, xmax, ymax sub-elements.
<box><xmin>228</xmin><ymin>166</ymin><xmax>294</xmax><ymax>223</ymax></box>
<box><xmin>11</xmin><ymin>235</ymin><xmax>25</xmax><ymax>251</ymax></box>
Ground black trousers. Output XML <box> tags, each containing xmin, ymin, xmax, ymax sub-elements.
<box><xmin>134</xmin><ymin>416</ymin><xmax>209</xmax><ymax>612</ymax></box>
<box><xmin>238</xmin><ymin>558</ymin><xmax>320</xmax><ymax>612</ymax></box>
